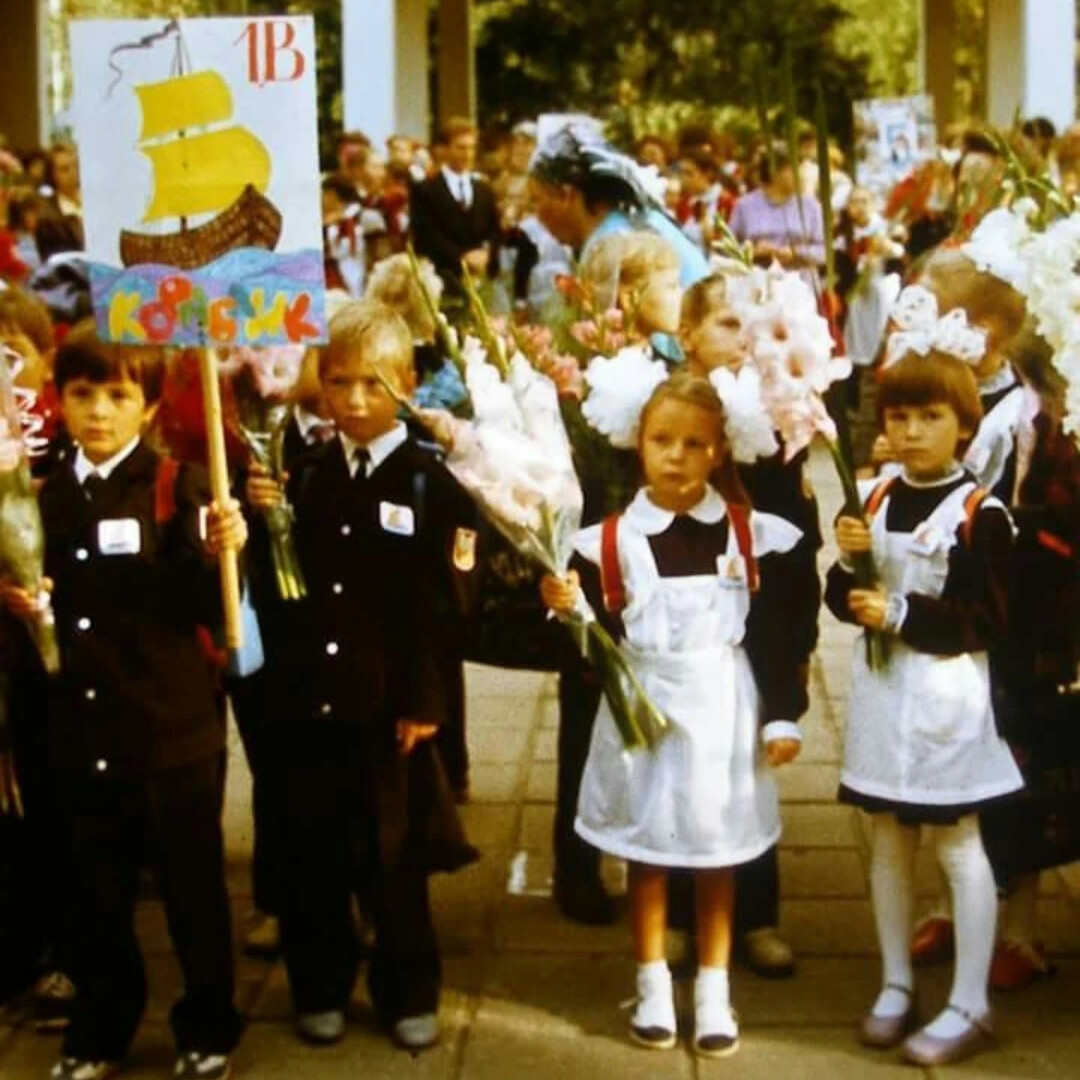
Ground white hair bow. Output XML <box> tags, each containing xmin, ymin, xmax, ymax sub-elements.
<box><xmin>884</xmin><ymin>285</ymin><xmax>987</xmax><ymax>368</ymax></box>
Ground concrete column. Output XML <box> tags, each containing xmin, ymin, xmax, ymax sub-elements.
<box><xmin>343</xmin><ymin>0</ymin><xmax>430</xmax><ymax>148</ymax></box>
<box><xmin>437</xmin><ymin>0</ymin><xmax>475</xmax><ymax>128</ymax></box>
<box><xmin>0</xmin><ymin>0</ymin><xmax>47</xmax><ymax>151</ymax></box>
<box><xmin>986</xmin><ymin>0</ymin><xmax>1076</xmax><ymax>131</ymax></box>
<box><xmin>919</xmin><ymin>0</ymin><xmax>957</xmax><ymax>131</ymax></box>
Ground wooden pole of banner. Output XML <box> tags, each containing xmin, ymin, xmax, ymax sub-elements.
<box><xmin>198</xmin><ymin>347</ymin><xmax>243</xmax><ymax>650</ymax></box>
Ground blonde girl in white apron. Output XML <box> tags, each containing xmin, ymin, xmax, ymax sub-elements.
<box><xmin>542</xmin><ymin>374</ymin><xmax>812</xmax><ymax>1058</ymax></box>
<box><xmin>827</xmin><ymin>340</ymin><xmax>1022</xmax><ymax>1069</ymax></box>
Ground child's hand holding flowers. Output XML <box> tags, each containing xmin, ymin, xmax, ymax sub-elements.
<box><xmin>0</xmin><ymin>574</ymin><xmax>52</xmax><ymax>622</ymax></box>
<box><xmin>245</xmin><ymin>463</ymin><xmax>285</xmax><ymax>511</ymax></box>
<box><xmin>539</xmin><ymin>570</ymin><xmax>580</xmax><ymax>616</ymax></box>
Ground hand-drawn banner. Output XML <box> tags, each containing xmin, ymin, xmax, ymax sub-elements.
<box><xmin>71</xmin><ymin>17</ymin><xmax>327</xmax><ymax>346</ymax></box>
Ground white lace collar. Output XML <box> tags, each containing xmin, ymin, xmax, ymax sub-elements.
<box><xmin>624</xmin><ymin>485</ymin><xmax>726</xmax><ymax>536</ymax></box>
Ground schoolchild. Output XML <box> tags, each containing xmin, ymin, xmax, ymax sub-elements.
<box><xmin>0</xmin><ymin>320</ymin><xmax>248</xmax><ymax>1080</ymax></box>
<box><xmin>541</xmin><ymin>372</ymin><xmax>810</xmax><ymax>1056</ymax></box>
<box><xmin>680</xmin><ymin>272</ymin><xmax>822</xmax><ymax>977</ymax></box>
<box><xmin>246</xmin><ymin>300</ymin><xmax>478</xmax><ymax>1053</ymax></box>
<box><xmin>908</xmin><ymin>251</ymin><xmax>1080</xmax><ymax>988</ymax></box>
<box><xmin>826</xmin><ymin>333</ymin><xmax>1022</xmax><ymax>1067</ymax></box>
<box><xmin>548</xmin><ymin>229</ymin><xmax>685</xmax><ymax>928</ymax></box>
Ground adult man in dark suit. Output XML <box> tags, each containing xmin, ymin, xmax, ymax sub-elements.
<box><xmin>409</xmin><ymin>118</ymin><xmax>501</xmax><ymax>294</ymax></box>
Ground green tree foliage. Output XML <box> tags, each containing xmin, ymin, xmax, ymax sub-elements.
<box><xmin>475</xmin><ymin>0</ymin><xmax>873</xmax><ymax>145</ymax></box>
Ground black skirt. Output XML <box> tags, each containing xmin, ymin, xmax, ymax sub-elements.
<box><xmin>838</xmin><ymin>784</ymin><xmax>1019</xmax><ymax>827</ymax></box>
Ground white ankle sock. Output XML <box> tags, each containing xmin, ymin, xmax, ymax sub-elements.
<box><xmin>869</xmin><ymin>815</ymin><xmax>918</xmax><ymax>1017</ymax></box>
<box><xmin>634</xmin><ymin>961</ymin><xmax>675</xmax><ymax>1031</ymax></box>
<box><xmin>695</xmin><ymin>966</ymin><xmax>737</xmax><ymax>1038</ymax></box>
<box><xmin>931</xmin><ymin>816</ymin><xmax>996</xmax><ymax>1024</ymax></box>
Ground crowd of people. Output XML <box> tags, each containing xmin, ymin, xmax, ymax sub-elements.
<box><xmin>0</xmin><ymin>106</ymin><xmax>1078</xmax><ymax>1080</ymax></box>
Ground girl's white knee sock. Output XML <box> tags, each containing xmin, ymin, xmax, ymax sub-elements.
<box><xmin>923</xmin><ymin>816</ymin><xmax>997</xmax><ymax>1037</ymax></box>
<box><xmin>869</xmin><ymin>814</ymin><xmax>919</xmax><ymax>1017</ymax></box>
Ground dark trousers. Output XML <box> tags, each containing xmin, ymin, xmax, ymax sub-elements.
<box><xmin>434</xmin><ymin>652</ymin><xmax>469</xmax><ymax>793</ymax></box>
<box><xmin>554</xmin><ymin>653</ymin><xmax>605</xmax><ymax>884</ymax></box>
<box><xmin>279</xmin><ymin>728</ymin><xmax>440</xmax><ymax>1021</ymax></box>
<box><xmin>60</xmin><ymin>756</ymin><xmax>241</xmax><ymax>1061</ymax></box>
<box><xmin>227</xmin><ymin>669</ymin><xmax>286</xmax><ymax>916</ymax></box>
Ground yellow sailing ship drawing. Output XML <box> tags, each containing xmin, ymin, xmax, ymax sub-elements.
<box><xmin>119</xmin><ymin>68</ymin><xmax>283</xmax><ymax>269</ymax></box>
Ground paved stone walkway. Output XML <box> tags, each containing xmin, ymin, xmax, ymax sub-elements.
<box><xmin>2</xmin><ymin>451</ymin><xmax>1079</xmax><ymax>1078</ymax></box>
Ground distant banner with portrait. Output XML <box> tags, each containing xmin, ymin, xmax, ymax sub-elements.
<box><xmin>853</xmin><ymin>95</ymin><xmax>937</xmax><ymax>200</ymax></box>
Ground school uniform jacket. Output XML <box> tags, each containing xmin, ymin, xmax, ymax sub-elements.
<box><xmin>40</xmin><ymin>442</ymin><xmax>224</xmax><ymax>777</ymax></box>
<box><xmin>267</xmin><ymin>433</ymin><xmax>477</xmax><ymax>735</ymax></box>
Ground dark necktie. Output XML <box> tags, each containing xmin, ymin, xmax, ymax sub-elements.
<box><xmin>83</xmin><ymin>474</ymin><xmax>106</xmax><ymax>502</ymax></box>
<box><xmin>353</xmin><ymin>447</ymin><xmax>371</xmax><ymax>482</ymax></box>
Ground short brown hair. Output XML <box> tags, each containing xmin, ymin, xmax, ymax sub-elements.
<box><xmin>0</xmin><ymin>287</ymin><xmax>55</xmax><ymax>356</ymax></box>
<box><xmin>441</xmin><ymin>116</ymin><xmax>477</xmax><ymax>144</ymax></box>
<box><xmin>639</xmin><ymin>371</ymin><xmax>750</xmax><ymax>508</ymax></box>
<box><xmin>54</xmin><ymin>318</ymin><xmax>166</xmax><ymax>404</ymax></box>
<box><xmin>320</xmin><ymin>299</ymin><xmax>413</xmax><ymax>381</ymax></box>
<box><xmin>680</xmin><ymin>274</ymin><xmax>730</xmax><ymax>332</ymax></box>
<box><xmin>877</xmin><ymin>352</ymin><xmax>983</xmax><ymax>443</ymax></box>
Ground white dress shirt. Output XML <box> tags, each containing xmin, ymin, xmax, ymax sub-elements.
<box><xmin>339</xmin><ymin>423</ymin><xmax>408</xmax><ymax>478</ymax></box>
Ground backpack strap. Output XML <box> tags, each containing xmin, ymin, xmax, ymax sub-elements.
<box><xmin>960</xmin><ymin>486</ymin><xmax>989</xmax><ymax>548</ymax></box>
<box><xmin>599</xmin><ymin>513</ymin><xmax>627</xmax><ymax>614</ymax></box>
<box><xmin>726</xmin><ymin>502</ymin><xmax>760</xmax><ymax>593</ymax></box>
<box><xmin>863</xmin><ymin>475</ymin><xmax>898</xmax><ymax>520</ymax></box>
<box><xmin>154</xmin><ymin>456</ymin><xmax>181</xmax><ymax>527</ymax></box>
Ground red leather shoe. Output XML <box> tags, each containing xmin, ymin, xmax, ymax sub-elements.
<box><xmin>911</xmin><ymin>917</ymin><xmax>954</xmax><ymax>965</ymax></box>
<box><xmin>989</xmin><ymin>940</ymin><xmax>1056</xmax><ymax>992</ymax></box>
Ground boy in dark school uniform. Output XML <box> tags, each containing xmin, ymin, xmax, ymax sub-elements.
<box><xmin>246</xmin><ymin>299</ymin><xmax>478</xmax><ymax>1053</ymax></box>
<box><xmin>0</xmin><ymin>320</ymin><xmax>248</xmax><ymax>1080</ymax></box>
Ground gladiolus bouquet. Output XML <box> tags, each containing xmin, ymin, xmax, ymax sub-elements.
<box><xmin>0</xmin><ymin>346</ymin><xmax>59</xmax><ymax>673</ymax></box>
<box><xmin>221</xmin><ymin>345</ymin><xmax>308</xmax><ymax>601</ymax></box>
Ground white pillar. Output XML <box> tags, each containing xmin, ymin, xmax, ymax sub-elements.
<box><xmin>987</xmin><ymin>0</ymin><xmax>1076</xmax><ymax>131</ymax></box>
<box><xmin>342</xmin><ymin>0</ymin><xmax>430</xmax><ymax>150</ymax></box>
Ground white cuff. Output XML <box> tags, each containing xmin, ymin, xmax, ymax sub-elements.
<box><xmin>882</xmin><ymin>592</ymin><xmax>909</xmax><ymax>634</ymax></box>
<box><xmin>762</xmin><ymin>720</ymin><xmax>802</xmax><ymax>745</ymax></box>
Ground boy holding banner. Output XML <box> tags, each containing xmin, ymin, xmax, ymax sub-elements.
<box><xmin>0</xmin><ymin>321</ymin><xmax>247</xmax><ymax>1080</ymax></box>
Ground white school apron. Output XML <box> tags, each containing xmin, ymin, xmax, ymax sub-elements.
<box><xmin>842</xmin><ymin>479</ymin><xmax>1023</xmax><ymax>807</ymax></box>
<box><xmin>573</xmin><ymin>491</ymin><xmax>798</xmax><ymax>868</ymax></box>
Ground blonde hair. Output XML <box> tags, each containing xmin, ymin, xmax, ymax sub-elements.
<box><xmin>580</xmin><ymin>230</ymin><xmax>679</xmax><ymax>306</ymax></box>
<box><xmin>920</xmin><ymin>248</ymin><xmax>1027</xmax><ymax>352</ymax></box>
<box><xmin>320</xmin><ymin>299</ymin><xmax>413</xmax><ymax>381</ymax></box>
<box><xmin>364</xmin><ymin>254</ymin><xmax>443</xmax><ymax>343</ymax></box>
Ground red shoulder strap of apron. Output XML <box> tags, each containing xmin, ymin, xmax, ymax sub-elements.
<box><xmin>726</xmin><ymin>502</ymin><xmax>760</xmax><ymax>593</ymax></box>
<box><xmin>600</xmin><ymin>513</ymin><xmax>627</xmax><ymax>614</ymax></box>
<box><xmin>864</xmin><ymin>475</ymin><xmax>897</xmax><ymax>519</ymax></box>
<box><xmin>154</xmin><ymin>457</ymin><xmax>180</xmax><ymax>527</ymax></box>
<box><xmin>961</xmin><ymin>487</ymin><xmax>988</xmax><ymax>548</ymax></box>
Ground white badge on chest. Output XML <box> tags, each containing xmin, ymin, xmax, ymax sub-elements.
<box><xmin>97</xmin><ymin>518</ymin><xmax>142</xmax><ymax>556</ymax></box>
<box><xmin>379</xmin><ymin>501</ymin><xmax>415</xmax><ymax>537</ymax></box>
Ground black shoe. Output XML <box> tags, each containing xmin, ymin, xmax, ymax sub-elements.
<box><xmin>553</xmin><ymin>876</ymin><xmax>616</xmax><ymax>926</ymax></box>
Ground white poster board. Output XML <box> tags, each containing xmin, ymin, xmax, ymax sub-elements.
<box><xmin>853</xmin><ymin>95</ymin><xmax>937</xmax><ymax>199</ymax></box>
<box><xmin>71</xmin><ymin>16</ymin><xmax>326</xmax><ymax>346</ymax></box>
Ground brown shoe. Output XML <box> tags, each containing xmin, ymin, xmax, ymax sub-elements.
<box><xmin>901</xmin><ymin>1005</ymin><xmax>994</xmax><ymax>1067</ymax></box>
<box><xmin>989</xmin><ymin>940</ymin><xmax>1056</xmax><ymax>992</ymax></box>
<box><xmin>741</xmin><ymin>927</ymin><xmax>795</xmax><ymax>978</ymax></box>
<box><xmin>911</xmin><ymin>916</ymin><xmax>954</xmax><ymax>966</ymax></box>
<box><xmin>859</xmin><ymin>985</ymin><xmax>918</xmax><ymax>1049</ymax></box>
